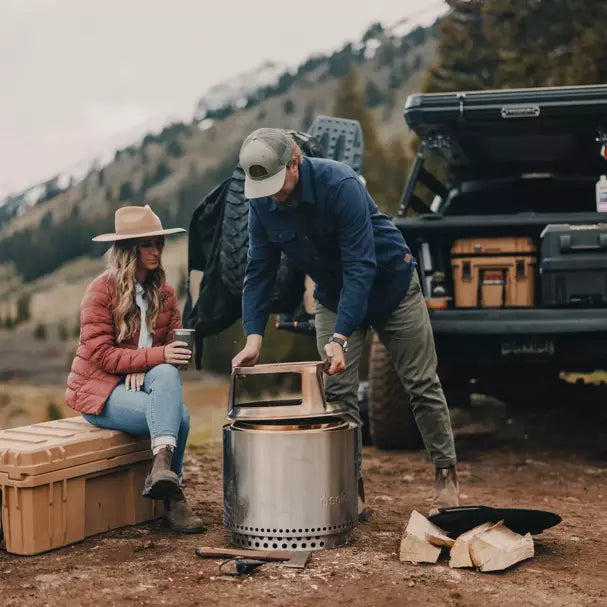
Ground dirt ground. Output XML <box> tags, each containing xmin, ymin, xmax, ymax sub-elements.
<box><xmin>2</xmin><ymin>398</ymin><xmax>607</xmax><ymax>607</ymax></box>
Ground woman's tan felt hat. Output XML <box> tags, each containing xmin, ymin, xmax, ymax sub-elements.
<box><xmin>92</xmin><ymin>205</ymin><xmax>186</xmax><ymax>242</ymax></box>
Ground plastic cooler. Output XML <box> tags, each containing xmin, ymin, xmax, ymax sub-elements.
<box><xmin>451</xmin><ymin>237</ymin><xmax>536</xmax><ymax>308</ymax></box>
<box><xmin>0</xmin><ymin>417</ymin><xmax>162</xmax><ymax>556</ymax></box>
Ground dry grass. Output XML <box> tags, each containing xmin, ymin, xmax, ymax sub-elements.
<box><xmin>0</xmin><ymin>377</ymin><xmax>231</xmax><ymax>438</ymax></box>
<box><xmin>0</xmin><ymin>382</ymin><xmax>72</xmax><ymax>429</ymax></box>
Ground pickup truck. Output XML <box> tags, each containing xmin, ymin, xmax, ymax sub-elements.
<box><xmin>369</xmin><ymin>84</ymin><xmax>607</xmax><ymax>449</ymax></box>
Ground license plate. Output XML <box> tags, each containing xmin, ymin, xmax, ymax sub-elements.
<box><xmin>501</xmin><ymin>338</ymin><xmax>555</xmax><ymax>356</ymax></box>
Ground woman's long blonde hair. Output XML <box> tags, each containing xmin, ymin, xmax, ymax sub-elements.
<box><xmin>106</xmin><ymin>239</ymin><xmax>165</xmax><ymax>343</ymax></box>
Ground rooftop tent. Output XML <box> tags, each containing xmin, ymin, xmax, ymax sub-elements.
<box><xmin>404</xmin><ymin>85</ymin><xmax>607</xmax><ymax>181</ymax></box>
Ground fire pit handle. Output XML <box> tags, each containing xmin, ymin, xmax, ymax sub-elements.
<box><xmin>228</xmin><ymin>361</ymin><xmax>331</xmax><ymax>419</ymax></box>
<box><xmin>232</xmin><ymin>361</ymin><xmax>326</xmax><ymax>376</ymax></box>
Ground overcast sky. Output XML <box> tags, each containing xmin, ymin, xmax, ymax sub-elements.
<box><xmin>0</xmin><ymin>0</ymin><xmax>445</xmax><ymax>197</ymax></box>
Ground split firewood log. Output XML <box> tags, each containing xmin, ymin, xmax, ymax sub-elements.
<box><xmin>469</xmin><ymin>521</ymin><xmax>534</xmax><ymax>572</ymax></box>
<box><xmin>399</xmin><ymin>510</ymin><xmax>448</xmax><ymax>564</ymax></box>
<box><xmin>450</xmin><ymin>522</ymin><xmax>495</xmax><ymax>569</ymax></box>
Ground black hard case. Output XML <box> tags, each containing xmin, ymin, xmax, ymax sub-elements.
<box><xmin>540</xmin><ymin>224</ymin><xmax>607</xmax><ymax>306</ymax></box>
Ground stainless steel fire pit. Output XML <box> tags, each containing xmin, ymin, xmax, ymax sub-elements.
<box><xmin>223</xmin><ymin>362</ymin><xmax>358</xmax><ymax>551</ymax></box>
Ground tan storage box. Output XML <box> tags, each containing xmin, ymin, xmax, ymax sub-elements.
<box><xmin>451</xmin><ymin>237</ymin><xmax>536</xmax><ymax>308</ymax></box>
<box><xmin>0</xmin><ymin>417</ymin><xmax>163</xmax><ymax>556</ymax></box>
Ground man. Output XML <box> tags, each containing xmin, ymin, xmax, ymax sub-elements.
<box><xmin>231</xmin><ymin>127</ymin><xmax>458</xmax><ymax>515</ymax></box>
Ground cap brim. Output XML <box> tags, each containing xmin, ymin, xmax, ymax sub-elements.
<box><xmin>244</xmin><ymin>166</ymin><xmax>287</xmax><ymax>199</ymax></box>
<box><xmin>92</xmin><ymin>227</ymin><xmax>186</xmax><ymax>242</ymax></box>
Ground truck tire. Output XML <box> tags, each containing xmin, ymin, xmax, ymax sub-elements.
<box><xmin>368</xmin><ymin>333</ymin><xmax>423</xmax><ymax>450</ymax></box>
<box><xmin>219</xmin><ymin>166</ymin><xmax>249</xmax><ymax>296</ymax></box>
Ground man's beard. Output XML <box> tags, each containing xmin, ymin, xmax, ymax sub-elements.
<box><xmin>277</xmin><ymin>180</ymin><xmax>302</xmax><ymax>210</ymax></box>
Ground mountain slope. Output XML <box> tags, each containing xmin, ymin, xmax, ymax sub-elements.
<box><xmin>0</xmin><ymin>20</ymin><xmax>439</xmax><ymax>323</ymax></box>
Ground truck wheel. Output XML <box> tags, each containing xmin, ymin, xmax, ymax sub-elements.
<box><xmin>219</xmin><ymin>166</ymin><xmax>249</xmax><ymax>296</ymax></box>
<box><xmin>368</xmin><ymin>333</ymin><xmax>423</xmax><ymax>450</ymax></box>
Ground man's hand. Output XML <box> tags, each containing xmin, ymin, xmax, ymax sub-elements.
<box><xmin>125</xmin><ymin>372</ymin><xmax>145</xmax><ymax>391</ymax></box>
<box><xmin>232</xmin><ymin>334</ymin><xmax>263</xmax><ymax>368</ymax></box>
<box><xmin>323</xmin><ymin>340</ymin><xmax>346</xmax><ymax>375</ymax></box>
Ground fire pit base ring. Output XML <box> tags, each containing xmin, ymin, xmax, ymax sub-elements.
<box><xmin>230</xmin><ymin>529</ymin><xmax>354</xmax><ymax>551</ymax></box>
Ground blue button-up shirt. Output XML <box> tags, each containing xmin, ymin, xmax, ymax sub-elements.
<box><xmin>242</xmin><ymin>157</ymin><xmax>416</xmax><ymax>337</ymax></box>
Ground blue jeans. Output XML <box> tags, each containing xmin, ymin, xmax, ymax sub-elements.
<box><xmin>82</xmin><ymin>364</ymin><xmax>190</xmax><ymax>479</ymax></box>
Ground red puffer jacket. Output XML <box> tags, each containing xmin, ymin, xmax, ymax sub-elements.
<box><xmin>66</xmin><ymin>272</ymin><xmax>182</xmax><ymax>414</ymax></box>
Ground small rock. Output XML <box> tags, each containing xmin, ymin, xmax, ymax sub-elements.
<box><xmin>448</xmin><ymin>570</ymin><xmax>463</xmax><ymax>583</ymax></box>
<box><xmin>570</xmin><ymin>536</ymin><xmax>581</xmax><ymax>542</ymax></box>
<box><xmin>524</xmin><ymin>458</ymin><xmax>548</xmax><ymax>466</ymax></box>
<box><xmin>34</xmin><ymin>574</ymin><xmax>62</xmax><ymax>587</ymax></box>
<box><xmin>403</xmin><ymin>474</ymin><xmax>415</xmax><ymax>483</ymax></box>
<box><xmin>311</xmin><ymin>584</ymin><xmax>319</xmax><ymax>591</ymax></box>
<box><xmin>408</xmin><ymin>581</ymin><xmax>415</xmax><ymax>588</ymax></box>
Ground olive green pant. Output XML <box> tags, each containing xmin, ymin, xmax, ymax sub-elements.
<box><xmin>315</xmin><ymin>272</ymin><xmax>457</xmax><ymax>479</ymax></box>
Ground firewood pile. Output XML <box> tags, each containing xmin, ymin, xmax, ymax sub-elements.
<box><xmin>399</xmin><ymin>510</ymin><xmax>534</xmax><ymax>573</ymax></box>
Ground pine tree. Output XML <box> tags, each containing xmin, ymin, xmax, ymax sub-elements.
<box><xmin>333</xmin><ymin>68</ymin><xmax>393</xmax><ymax>213</ymax></box>
<box><xmin>364</xmin><ymin>80</ymin><xmax>385</xmax><ymax>108</ymax></box>
<box><xmin>283</xmin><ymin>99</ymin><xmax>295</xmax><ymax>114</ymax></box>
<box><xmin>166</xmin><ymin>138</ymin><xmax>184</xmax><ymax>157</ymax></box>
<box><xmin>384</xmin><ymin>136</ymin><xmax>410</xmax><ymax>217</ymax></box>
<box><xmin>16</xmin><ymin>293</ymin><xmax>30</xmax><ymax>324</ymax></box>
<box><xmin>424</xmin><ymin>0</ymin><xmax>495</xmax><ymax>92</ymax></box>
<box><xmin>425</xmin><ymin>0</ymin><xmax>607</xmax><ymax>92</ymax></box>
<box><xmin>484</xmin><ymin>0</ymin><xmax>607</xmax><ymax>87</ymax></box>
<box><xmin>301</xmin><ymin>103</ymin><xmax>316</xmax><ymax>131</ymax></box>
<box><xmin>118</xmin><ymin>182</ymin><xmax>133</xmax><ymax>201</ymax></box>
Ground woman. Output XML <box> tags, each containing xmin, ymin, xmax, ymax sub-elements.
<box><xmin>66</xmin><ymin>204</ymin><xmax>204</xmax><ymax>533</ymax></box>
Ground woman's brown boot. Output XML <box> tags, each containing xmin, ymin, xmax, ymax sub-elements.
<box><xmin>164</xmin><ymin>496</ymin><xmax>206</xmax><ymax>533</ymax></box>
<box><xmin>142</xmin><ymin>447</ymin><xmax>182</xmax><ymax>499</ymax></box>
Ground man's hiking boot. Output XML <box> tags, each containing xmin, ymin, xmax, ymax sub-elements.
<box><xmin>357</xmin><ymin>477</ymin><xmax>372</xmax><ymax>523</ymax></box>
<box><xmin>429</xmin><ymin>466</ymin><xmax>459</xmax><ymax>516</ymax></box>
<box><xmin>142</xmin><ymin>447</ymin><xmax>182</xmax><ymax>500</ymax></box>
<box><xmin>164</xmin><ymin>497</ymin><xmax>206</xmax><ymax>533</ymax></box>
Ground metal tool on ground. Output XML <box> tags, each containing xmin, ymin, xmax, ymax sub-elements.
<box><xmin>223</xmin><ymin>362</ymin><xmax>358</xmax><ymax>552</ymax></box>
<box><xmin>217</xmin><ymin>557</ymin><xmax>267</xmax><ymax>576</ymax></box>
<box><xmin>195</xmin><ymin>547</ymin><xmax>311</xmax><ymax>569</ymax></box>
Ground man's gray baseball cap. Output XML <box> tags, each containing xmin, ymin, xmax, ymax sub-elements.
<box><xmin>239</xmin><ymin>128</ymin><xmax>292</xmax><ymax>198</ymax></box>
